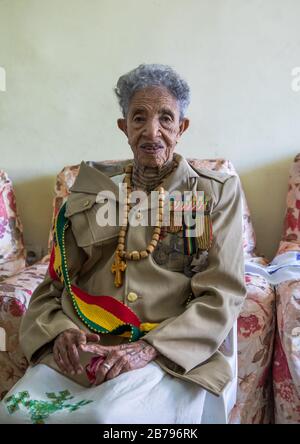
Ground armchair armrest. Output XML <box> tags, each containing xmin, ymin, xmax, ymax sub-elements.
<box><xmin>0</xmin><ymin>261</ymin><xmax>49</xmax><ymax>400</ymax></box>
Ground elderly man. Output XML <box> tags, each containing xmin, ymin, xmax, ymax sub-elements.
<box><xmin>0</xmin><ymin>64</ymin><xmax>246</xmax><ymax>424</ymax></box>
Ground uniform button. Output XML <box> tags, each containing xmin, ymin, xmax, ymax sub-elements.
<box><xmin>127</xmin><ymin>292</ymin><xmax>138</xmax><ymax>302</ymax></box>
<box><xmin>135</xmin><ymin>211</ymin><xmax>142</xmax><ymax>220</ymax></box>
<box><xmin>83</xmin><ymin>199</ymin><xmax>90</xmax><ymax>207</ymax></box>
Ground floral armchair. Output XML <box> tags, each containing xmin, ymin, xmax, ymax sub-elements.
<box><xmin>0</xmin><ymin>159</ymin><xmax>276</xmax><ymax>423</ymax></box>
<box><xmin>0</xmin><ymin>170</ymin><xmax>48</xmax><ymax>397</ymax></box>
<box><xmin>272</xmin><ymin>154</ymin><xmax>300</xmax><ymax>423</ymax></box>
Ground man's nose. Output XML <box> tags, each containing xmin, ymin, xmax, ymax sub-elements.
<box><xmin>143</xmin><ymin>119</ymin><xmax>161</xmax><ymax>138</ymax></box>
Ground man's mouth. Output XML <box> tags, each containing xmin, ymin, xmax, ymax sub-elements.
<box><xmin>139</xmin><ymin>143</ymin><xmax>164</xmax><ymax>153</ymax></box>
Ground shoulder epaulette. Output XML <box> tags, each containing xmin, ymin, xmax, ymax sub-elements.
<box><xmin>188</xmin><ymin>163</ymin><xmax>234</xmax><ymax>184</ymax></box>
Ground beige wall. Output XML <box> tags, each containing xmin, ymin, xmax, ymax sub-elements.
<box><xmin>1</xmin><ymin>0</ymin><xmax>300</xmax><ymax>260</ymax></box>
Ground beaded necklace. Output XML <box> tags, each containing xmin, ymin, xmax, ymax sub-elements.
<box><xmin>111</xmin><ymin>161</ymin><xmax>177</xmax><ymax>288</ymax></box>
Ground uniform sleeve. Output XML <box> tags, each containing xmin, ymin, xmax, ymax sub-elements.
<box><xmin>143</xmin><ymin>175</ymin><xmax>247</xmax><ymax>373</ymax></box>
<box><xmin>19</xmin><ymin>225</ymin><xmax>87</xmax><ymax>364</ymax></box>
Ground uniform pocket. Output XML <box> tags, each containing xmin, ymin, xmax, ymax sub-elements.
<box><xmin>85</xmin><ymin>205</ymin><xmax>120</xmax><ymax>245</ymax></box>
<box><xmin>69</xmin><ymin>204</ymin><xmax>119</xmax><ymax>248</ymax></box>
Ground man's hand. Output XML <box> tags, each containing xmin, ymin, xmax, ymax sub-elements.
<box><xmin>53</xmin><ymin>328</ymin><xmax>100</xmax><ymax>375</ymax></box>
<box><xmin>79</xmin><ymin>340</ymin><xmax>158</xmax><ymax>385</ymax></box>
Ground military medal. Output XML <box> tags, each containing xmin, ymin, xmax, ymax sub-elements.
<box><xmin>168</xmin><ymin>197</ymin><xmax>182</xmax><ymax>233</ymax></box>
<box><xmin>167</xmin><ymin>233</ymin><xmax>185</xmax><ymax>270</ymax></box>
<box><xmin>152</xmin><ymin>242</ymin><xmax>170</xmax><ymax>265</ymax></box>
<box><xmin>183</xmin><ymin>193</ymin><xmax>213</xmax><ymax>254</ymax></box>
<box><xmin>196</xmin><ymin>197</ymin><xmax>213</xmax><ymax>250</ymax></box>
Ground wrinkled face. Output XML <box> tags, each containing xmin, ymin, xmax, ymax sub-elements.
<box><xmin>118</xmin><ymin>86</ymin><xmax>189</xmax><ymax>168</ymax></box>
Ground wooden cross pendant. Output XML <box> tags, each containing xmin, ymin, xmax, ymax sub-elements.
<box><xmin>111</xmin><ymin>251</ymin><xmax>127</xmax><ymax>288</ymax></box>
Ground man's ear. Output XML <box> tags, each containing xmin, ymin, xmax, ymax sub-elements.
<box><xmin>179</xmin><ymin>118</ymin><xmax>190</xmax><ymax>136</ymax></box>
<box><xmin>117</xmin><ymin>118</ymin><xmax>128</xmax><ymax>136</ymax></box>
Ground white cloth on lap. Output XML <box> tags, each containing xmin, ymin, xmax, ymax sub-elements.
<box><xmin>0</xmin><ymin>362</ymin><xmax>206</xmax><ymax>424</ymax></box>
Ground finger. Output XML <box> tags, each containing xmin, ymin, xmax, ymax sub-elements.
<box><xmin>105</xmin><ymin>358</ymin><xmax>125</xmax><ymax>381</ymax></box>
<box><xmin>118</xmin><ymin>365</ymin><xmax>130</xmax><ymax>376</ymax></box>
<box><xmin>76</xmin><ymin>331</ymin><xmax>89</xmax><ymax>347</ymax></box>
<box><xmin>58</xmin><ymin>344</ymin><xmax>74</xmax><ymax>374</ymax></box>
<box><xmin>86</xmin><ymin>333</ymin><xmax>100</xmax><ymax>343</ymax></box>
<box><xmin>68</xmin><ymin>344</ymin><xmax>83</xmax><ymax>374</ymax></box>
<box><xmin>57</xmin><ymin>350</ymin><xmax>69</xmax><ymax>374</ymax></box>
<box><xmin>94</xmin><ymin>366</ymin><xmax>106</xmax><ymax>386</ymax></box>
<box><xmin>93</xmin><ymin>356</ymin><xmax>105</xmax><ymax>373</ymax></box>
<box><xmin>108</xmin><ymin>357</ymin><xmax>131</xmax><ymax>380</ymax></box>
<box><xmin>94</xmin><ymin>356</ymin><xmax>116</xmax><ymax>385</ymax></box>
<box><xmin>57</xmin><ymin>351</ymin><xmax>68</xmax><ymax>373</ymax></box>
<box><xmin>53</xmin><ymin>347</ymin><xmax>67</xmax><ymax>374</ymax></box>
<box><xmin>118</xmin><ymin>355</ymin><xmax>133</xmax><ymax>375</ymax></box>
<box><xmin>79</xmin><ymin>343</ymin><xmax>107</xmax><ymax>355</ymax></box>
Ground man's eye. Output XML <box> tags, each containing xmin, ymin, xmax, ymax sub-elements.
<box><xmin>161</xmin><ymin>115</ymin><xmax>172</xmax><ymax>123</ymax></box>
<box><xmin>133</xmin><ymin>116</ymin><xmax>145</xmax><ymax>123</ymax></box>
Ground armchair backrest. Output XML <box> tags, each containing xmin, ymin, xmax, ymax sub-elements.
<box><xmin>277</xmin><ymin>153</ymin><xmax>300</xmax><ymax>255</ymax></box>
<box><xmin>0</xmin><ymin>171</ymin><xmax>25</xmax><ymax>279</ymax></box>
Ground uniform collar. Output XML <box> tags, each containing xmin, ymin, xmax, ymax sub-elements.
<box><xmin>161</xmin><ymin>153</ymin><xmax>199</xmax><ymax>193</ymax></box>
<box><xmin>69</xmin><ymin>160</ymin><xmax>130</xmax><ymax>197</ymax></box>
<box><xmin>69</xmin><ymin>154</ymin><xmax>199</xmax><ymax>201</ymax></box>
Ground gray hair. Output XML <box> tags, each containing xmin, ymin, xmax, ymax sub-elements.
<box><xmin>114</xmin><ymin>64</ymin><xmax>190</xmax><ymax>120</ymax></box>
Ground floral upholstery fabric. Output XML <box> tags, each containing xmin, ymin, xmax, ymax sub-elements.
<box><xmin>47</xmin><ymin>165</ymin><xmax>81</xmax><ymax>253</ymax></box>
<box><xmin>0</xmin><ymin>171</ymin><xmax>25</xmax><ymax>280</ymax></box>
<box><xmin>0</xmin><ymin>159</ymin><xmax>275</xmax><ymax>424</ymax></box>
<box><xmin>273</xmin><ymin>154</ymin><xmax>300</xmax><ymax>423</ymax></box>
<box><xmin>0</xmin><ymin>262</ymin><xmax>48</xmax><ymax>399</ymax></box>
<box><xmin>229</xmin><ymin>272</ymin><xmax>275</xmax><ymax>423</ymax></box>
<box><xmin>273</xmin><ymin>284</ymin><xmax>300</xmax><ymax>423</ymax></box>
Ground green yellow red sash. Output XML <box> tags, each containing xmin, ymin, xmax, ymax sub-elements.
<box><xmin>48</xmin><ymin>202</ymin><xmax>158</xmax><ymax>342</ymax></box>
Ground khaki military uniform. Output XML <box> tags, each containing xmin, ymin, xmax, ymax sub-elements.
<box><xmin>20</xmin><ymin>154</ymin><xmax>246</xmax><ymax>396</ymax></box>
